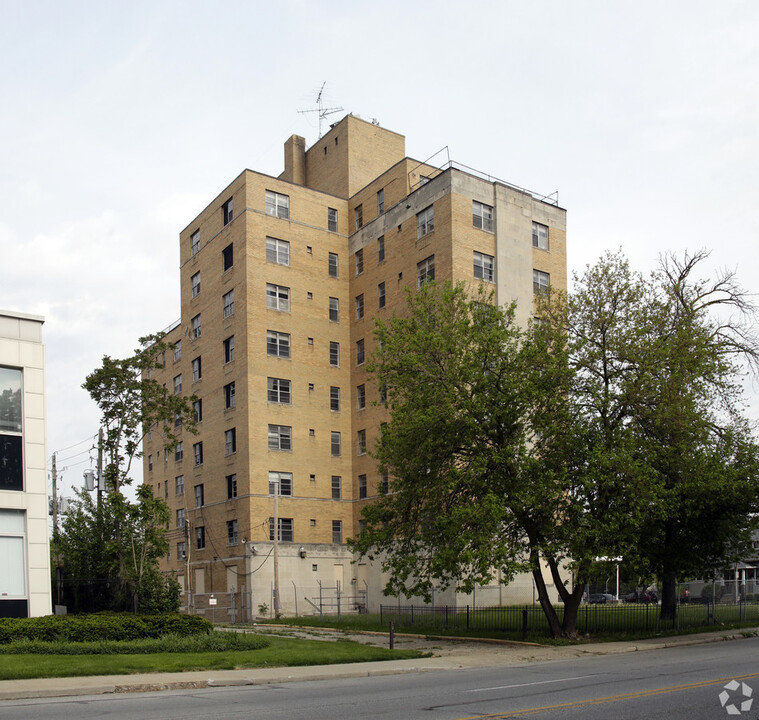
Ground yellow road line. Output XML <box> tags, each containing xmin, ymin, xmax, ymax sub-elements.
<box><xmin>455</xmin><ymin>671</ymin><xmax>759</xmax><ymax>719</ymax></box>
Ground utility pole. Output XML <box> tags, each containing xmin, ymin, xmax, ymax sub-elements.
<box><xmin>273</xmin><ymin>480</ymin><xmax>280</xmax><ymax>618</ymax></box>
<box><xmin>185</xmin><ymin>519</ymin><xmax>192</xmax><ymax>614</ymax></box>
<box><xmin>51</xmin><ymin>452</ymin><xmax>58</xmax><ymax>539</ymax></box>
<box><xmin>97</xmin><ymin>427</ymin><xmax>103</xmax><ymax>506</ymax></box>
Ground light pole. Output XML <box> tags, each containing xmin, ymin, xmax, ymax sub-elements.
<box><xmin>272</xmin><ymin>478</ymin><xmax>280</xmax><ymax>618</ymax></box>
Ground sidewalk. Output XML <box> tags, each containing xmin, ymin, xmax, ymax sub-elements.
<box><xmin>0</xmin><ymin>627</ymin><xmax>755</xmax><ymax>702</ymax></box>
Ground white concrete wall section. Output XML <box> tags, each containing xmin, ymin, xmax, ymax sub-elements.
<box><xmin>0</xmin><ymin>310</ymin><xmax>51</xmax><ymax>617</ymax></box>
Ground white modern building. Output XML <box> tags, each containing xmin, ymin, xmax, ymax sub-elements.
<box><xmin>0</xmin><ymin>310</ymin><xmax>51</xmax><ymax>617</ymax></box>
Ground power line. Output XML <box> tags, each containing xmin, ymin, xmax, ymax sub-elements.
<box><xmin>51</xmin><ymin>433</ymin><xmax>97</xmax><ymax>455</ymax></box>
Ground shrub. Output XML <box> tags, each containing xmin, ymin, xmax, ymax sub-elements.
<box><xmin>0</xmin><ymin>631</ymin><xmax>268</xmax><ymax>655</ymax></box>
<box><xmin>0</xmin><ymin>613</ymin><xmax>212</xmax><ymax>644</ymax></box>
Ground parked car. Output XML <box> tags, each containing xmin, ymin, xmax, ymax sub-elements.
<box><xmin>587</xmin><ymin>593</ymin><xmax>615</xmax><ymax>604</ymax></box>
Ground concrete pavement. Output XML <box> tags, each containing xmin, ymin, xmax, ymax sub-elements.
<box><xmin>0</xmin><ymin>626</ymin><xmax>755</xmax><ymax>702</ymax></box>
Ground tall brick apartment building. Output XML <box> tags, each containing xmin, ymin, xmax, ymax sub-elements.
<box><xmin>143</xmin><ymin>114</ymin><xmax>567</xmax><ymax>617</ymax></box>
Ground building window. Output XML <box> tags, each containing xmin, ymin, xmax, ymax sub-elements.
<box><xmin>222</xmin><ymin>243</ymin><xmax>233</xmax><ymax>271</ymax></box>
<box><xmin>267</xmin><ymin>330</ymin><xmax>290</xmax><ymax>358</ymax></box>
<box><xmin>381</xmin><ymin>470</ymin><xmax>389</xmax><ymax>494</ymax></box>
<box><xmin>269</xmin><ymin>517</ymin><xmax>293</xmax><ymax>542</ymax></box>
<box><xmin>355</xmin><ymin>294</ymin><xmax>364</xmax><ymax>320</ymax></box>
<box><xmin>190</xmin><ymin>230</ymin><xmax>200</xmax><ymax>256</ymax></box>
<box><xmin>223</xmin><ymin>335</ymin><xmax>235</xmax><ymax>363</ymax></box>
<box><xmin>148</xmin><ymin>455</ymin><xmax>153</xmax><ymax>472</ymax></box>
<box><xmin>268</xmin><ymin>424</ymin><xmax>292</xmax><ymax>451</ymax></box>
<box><xmin>193</xmin><ymin>398</ymin><xmax>202</xmax><ymax>423</ymax></box>
<box><xmin>192</xmin><ymin>356</ymin><xmax>202</xmax><ymax>382</ymax></box>
<box><xmin>354</xmin><ymin>204</ymin><xmax>363</xmax><ymax>230</ymax></box>
<box><xmin>378</xmin><ymin>282</ymin><xmax>386</xmax><ymax>309</ymax></box>
<box><xmin>330</xmin><ymin>386</ymin><xmax>340</xmax><ymax>411</ymax></box>
<box><xmin>191</xmin><ymin>314</ymin><xmax>201</xmax><ymax>339</ymax></box>
<box><xmin>356</xmin><ymin>338</ymin><xmax>365</xmax><ymax>366</ymax></box>
<box><xmin>222</xmin><ymin>289</ymin><xmax>234</xmax><ymax>319</ymax></box>
<box><xmin>225</xmin><ymin>428</ymin><xmax>237</xmax><ymax>456</ymax></box>
<box><xmin>193</xmin><ymin>442</ymin><xmax>203</xmax><ymax>466</ymax></box>
<box><xmin>265</xmin><ymin>190</ymin><xmax>289</xmax><ymax>219</ymax></box>
<box><xmin>175</xmin><ymin>442</ymin><xmax>184</xmax><ymax>462</ymax></box>
<box><xmin>176</xmin><ymin>508</ymin><xmax>185</xmax><ymax>528</ymax></box>
<box><xmin>174</xmin><ymin>411</ymin><xmax>182</xmax><ymax>428</ymax></box>
<box><xmin>533</xmin><ymin>269</ymin><xmax>550</xmax><ymax>294</ymax></box>
<box><xmin>191</xmin><ymin>272</ymin><xmax>200</xmax><ymax>298</ymax></box>
<box><xmin>266</xmin><ymin>283</ymin><xmax>290</xmax><ymax>312</ymax></box>
<box><xmin>473</xmin><ymin>251</ymin><xmax>495</xmax><ymax>282</ymax></box>
<box><xmin>379</xmin><ymin>381</ymin><xmax>387</xmax><ymax>404</ymax></box>
<box><xmin>331</xmin><ymin>475</ymin><xmax>341</xmax><ymax>499</ymax></box>
<box><xmin>173</xmin><ymin>341</ymin><xmax>182</xmax><ymax>361</ymax></box>
<box><xmin>227</xmin><ymin>519</ymin><xmax>238</xmax><ymax>546</ymax></box>
<box><xmin>331</xmin><ymin>431</ymin><xmax>341</xmax><ymax>457</ymax></box>
<box><xmin>473</xmin><ymin>201</ymin><xmax>494</xmax><ymax>232</ymax></box>
<box><xmin>329</xmin><ymin>297</ymin><xmax>339</xmax><ymax>322</ymax></box>
<box><xmin>358</xmin><ymin>474</ymin><xmax>367</xmax><ymax>499</ymax></box>
<box><xmin>329</xmin><ymin>342</ymin><xmax>340</xmax><ymax>367</ymax></box>
<box><xmin>332</xmin><ymin>520</ymin><xmax>342</xmax><ymax>544</ymax></box>
<box><xmin>355</xmin><ymin>248</ymin><xmax>364</xmax><ymax>276</ymax></box>
<box><xmin>328</xmin><ymin>252</ymin><xmax>339</xmax><ymax>278</ymax></box>
<box><xmin>177</xmin><ymin>541</ymin><xmax>186</xmax><ymax>559</ymax></box>
<box><xmin>532</xmin><ymin>221</ymin><xmax>549</xmax><ymax>251</ymax></box>
<box><xmin>175</xmin><ymin>475</ymin><xmax>184</xmax><ymax>495</ymax></box>
<box><xmin>173</xmin><ymin>374</ymin><xmax>182</xmax><ymax>395</ymax></box>
<box><xmin>378</xmin><ymin>235</ymin><xmax>385</xmax><ymax>263</ymax></box>
<box><xmin>357</xmin><ymin>384</ymin><xmax>366</xmax><ymax>410</ymax></box>
<box><xmin>226</xmin><ymin>473</ymin><xmax>237</xmax><ymax>499</ymax></box>
<box><xmin>417</xmin><ymin>255</ymin><xmax>435</xmax><ymax>287</ymax></box>
<box><xmin>357</xmin><ymin>429</ymin><xmax>367</xmax><ymax>455</ymax></box>
<box><xmin>269</xmin><ymin>471</ymin><xmax>292</xmax><ymax>496</ymax></box>
<box><xmin>267</xmin><ymin>377</ymin><xmax>291</xmax><ymax>404</ymax></box>
<box><xmin>328</xmin><ymin>208</ymin><xmax>337</xmax><ymax>232</ymax></box>
<box><xmin>194</xmin><ymin>483</ymin><xmax>204</xmax><ymax>507</ymax></box>
<box><xmin>417</xmin><ymin>205</ymin><xmax>434</xmax><ymax>239</ymax></box>
<box><xmin>266</xmin><ymin>237</ymin><xmax>290</xmax><ymax>266</ymax></box>
<box><xmin>377</xmin><ymin>188</ymin><xmax>384</xmax><ymax>214</ymax></box>
<box><xmin>195</xmin><ymin>526</ymin><xmax>206</xmax><ymax>550</ymax></box>
<box><xmin>222</xmin><ymin>197</ymin><xmax>233</xmax><ymax>226</ymax></box>
<box><xmin>224</xmin><ymin>381</ymin><xmax>236</xmax><ymax>409</ymax></box>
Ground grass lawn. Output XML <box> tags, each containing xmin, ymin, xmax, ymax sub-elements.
<box><xmin>0</xmin><ymin>636</ymin><xmax>426</xmax><ymax>681</ymax></box>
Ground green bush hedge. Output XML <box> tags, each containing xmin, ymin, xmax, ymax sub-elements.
<box><xmin>0</xmin><ymin>613</ymin><xmax>212</xmax><ymax>644</ymax></box>
<box><xmin>0</xmin><ymin>631</ymin><xmax>268</xmax><ymax>655</ymax></box>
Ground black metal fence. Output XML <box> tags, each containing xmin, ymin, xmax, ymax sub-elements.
<box><xmin>379</xmin><ymin>600</ymin><xmax>759</xmax><ymax>639</ymax></box>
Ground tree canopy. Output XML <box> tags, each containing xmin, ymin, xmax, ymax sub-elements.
<box><xmin>54</xmin><ymin>334</ymin><xmax>193</xmax><ymax>612</ymax></box>
<box><xmin>352</xmin><ymin>251</ymin><xmax>759</xmax><ymax>637</ymax></box>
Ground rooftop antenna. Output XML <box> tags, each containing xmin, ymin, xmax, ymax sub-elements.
<box><xmin>298</xmin><ymin>82</ymin><xmax>344</xmax><ymax>139</ymax></box>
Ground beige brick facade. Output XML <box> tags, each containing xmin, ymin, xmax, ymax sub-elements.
<box><xmin>144</xmin><ymin>115</ymin><xmax>567</xmax><ymax>617</ymax></box>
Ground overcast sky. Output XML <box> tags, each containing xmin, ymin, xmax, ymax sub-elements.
<box><xmin>1</xmin><ymin>1</ymin><xmax>757</xmax><ymax>502</ymax></box>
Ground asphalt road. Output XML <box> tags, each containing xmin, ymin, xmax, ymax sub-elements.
<box><xmin>1</xmin><ymin>636</ymin><xmax>757</xmax><ymax>720</ymax></box>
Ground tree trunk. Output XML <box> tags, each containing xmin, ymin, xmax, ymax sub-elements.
<box><xmin>659</xmin><ymin>570</ymin><xmax>677</xmax><ymax>625</ymax></box>
<box><xmin>532</xmin><ymin>565</ymin><xmax>564</xmax><ymax>639</ymax></box>
<box><xmin>546</xmin><ymin>557</ymin><xmax>586</xmax><ymax>638</ymax></box>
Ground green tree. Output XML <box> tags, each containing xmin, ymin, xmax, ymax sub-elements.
<box><xmin>82</xmin><ymin>334</ymin><xmax>196</xmax><ymax>493</ymax></box>
<box><xmin>54</xmin><ymin>334</ymin><xmax>193</xmax><ymax>612</ymax></box>
<box><xmin>350</xmin><ymin>281</ymin><xmax>588</xmax><ymax>638</ymax></box>
<box><xmin>54</xmin><ymin>486</ymin><xmax>180</xmax><ymax>613</ymax></box>
<box><xmin>352</xmin><ymin>253</ymin><xmax>759</xmax><ymax>638</ymax></box>
<box><xmin>537</xmin><ymin>250</ymin><xmax>759</xmax><ymax>623</ymax></box>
